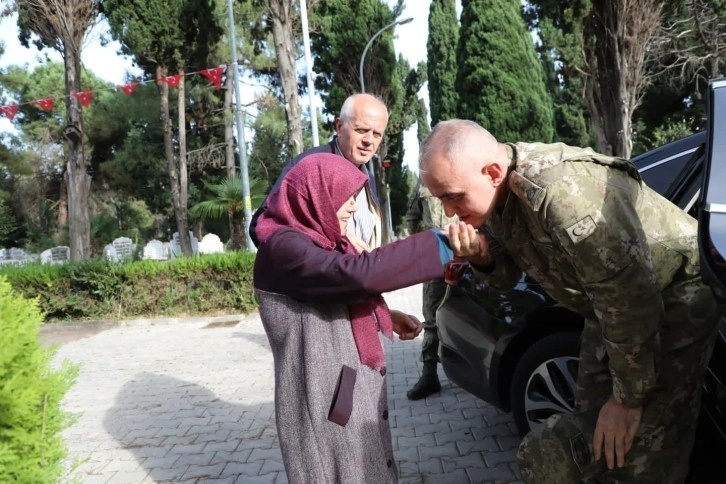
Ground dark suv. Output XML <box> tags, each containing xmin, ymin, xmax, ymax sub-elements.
<box><xmin>437</xmin><ymin>79</ymin><xmax>726</xmax><ymax>477</ymax></box>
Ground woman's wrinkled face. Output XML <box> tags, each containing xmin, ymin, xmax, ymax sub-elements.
<box><xmin>336</xmin><ymin>194</ymin><xmax>358</xmax><ymax>235</ymax></box>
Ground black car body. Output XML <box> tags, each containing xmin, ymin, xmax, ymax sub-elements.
<box><xmin>436</xmin><ymin>79</ymin><xmax>726</xmax><ymax>476</ymax></box>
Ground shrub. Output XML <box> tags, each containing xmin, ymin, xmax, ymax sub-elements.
<box><xmin>0</xmin><ymin>276</ymin><xmax>78</xmax><ymax>482</ymax></box>
<box><xmin>1</xmin><ymin>251</ymin><xmax>258</xmax><ymax>322</ymax></box>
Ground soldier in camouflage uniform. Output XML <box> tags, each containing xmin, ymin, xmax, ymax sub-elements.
<box><xmin>402</xmin><ymin>181</ymin><xmax>458</xmax><ymax>400</ymax></box>
<box><xmin>419</xmin><ymin>120</ymin><xmax>721</xmax><ymax>483</ymax></box>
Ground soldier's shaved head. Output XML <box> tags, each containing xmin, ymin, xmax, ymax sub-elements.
<box><xmin>418</xmin><ymin>119</ymin><xmax>511</xmax><ymax>228</ymax></box>
<box><xmin>419</xmin><ymin>120</ymin><xmax>499</xmax><ymax>175</ymax></box>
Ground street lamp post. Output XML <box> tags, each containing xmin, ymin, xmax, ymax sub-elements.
<box><xmin>359</xmin><ymin>18</ymin><xmax>413</xmax><ymax>94</ymax></box>
<box><xmin>299</xmin><ymin>0</ymin><xmax>319</xmax><ymax>147</ymax></box>
<box><xmin>359</xmin><ymin>17</ymin><xmax>413</xmax><ymax>244</ymax></box>
<box><xmin>226</xmin><ymin>0</ymin><xmax>255</xmax><ymax>252</ymax></box>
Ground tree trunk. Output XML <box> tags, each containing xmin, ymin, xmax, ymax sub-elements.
<box><xmin>231</xmin><ymin>216</ymin><xmax>245</xmax><ymax>250</ymax></box>
<box><xmin>269</xmin><ymin>0</ymin><xmax>304</xmax><ymax>156</ymax></box>
<box><xmin>158</xmin><ymin>65</ymin><xmax>192</xmax><ymax>256</ymax></box>
<box><xmin>64</xmin><ymin>44</ymin><xmax>91</xmax><ymax>261</ymax></box>
<box><xmin>224</xmin><ymin>63</ymin><xmax>237</xmax><ymax>247</ymax></box>
<box><xmin>583</xmin><ymin>0</ymin><xmax>662</xmax><ymax>159</ymax></box>
<box><xmin>58</xmin><ymin>171</ymin><xmax>68</xmax><ymax>242</ymax></box>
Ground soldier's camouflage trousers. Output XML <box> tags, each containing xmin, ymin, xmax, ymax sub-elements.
<box><xmin>517</xmin><ymin>279</ymin><xmax>721</xmax><ymax>483</ymax></box>
<box><xmin>421</xmin><ymin>278</ymin><xmax>448</xmax><ymax>363</ymax></box>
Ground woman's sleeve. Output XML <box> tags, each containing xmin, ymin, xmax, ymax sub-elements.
<box><xmin>256</xmin><ymin>229</ymin><xmax>452</xmax><ymax>304</ymax></box>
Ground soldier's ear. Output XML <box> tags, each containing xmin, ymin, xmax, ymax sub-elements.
<box><xmin>484</xmin><ymin>163</ymin><xmax>506</xmax><ymax>187</ymax></box>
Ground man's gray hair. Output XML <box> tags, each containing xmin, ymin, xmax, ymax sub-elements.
<box><xmin>418</xmin><ymin>120</ymin><xmax>497</xmax><ymax>173</ymax></box>
<box><xmin>339</xmin><ymin>93</ymin><xmax>389</xmax><ymax>121</ymax></box>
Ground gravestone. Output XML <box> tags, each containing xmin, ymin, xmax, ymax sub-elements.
<box><xmin>8</xmin><ymin>247</ymin><xmax>26</xmax><ymax>260</ymax></box>
<box><xmin>40</xmin><ymin>246</ymin><xmax>70</xmax><ymax>264</ymax></box>
<box><xmin>142</xmin><ymin>239</ymin><xmax>169</xmax><ymax>261</ymax></box>
<box><xmin>104</xmin><ymin>244</ymin><xmax>119</xmax><ymax>263</ymax></box>
<box><xmin>198</xmin><ymin>233</ymin><xmax>224</xmax><ymax>254</ymax></box>
<box><xmin>170</xmin><ymin>231</ymin><xmax>199</xmax><ymax>258</ymax></box>
<box><xmin>112</xmin><ymin>237</ymin><xmax>135</xmax><ymax>261</ymax></box>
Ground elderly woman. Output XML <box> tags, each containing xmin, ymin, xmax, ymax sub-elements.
<box><xmin>253</xmin><ymin>153</ymin><xmax>452</xmax><ymax>483</ymax></box>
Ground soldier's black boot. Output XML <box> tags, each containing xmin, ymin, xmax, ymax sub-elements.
<box><xmin>407</xmin><ymin>361</ymin><xmax>441</xmax><ymax>400</ymax></box>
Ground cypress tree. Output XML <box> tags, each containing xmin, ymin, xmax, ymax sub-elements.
<box><xmin>456</xmin><ymin>0</ymin><xmax>554</xmax><ymax>142</ymax></box>
<box><xmin>427</xmin><ymin>0</ymin><xmax>459</xmax><ymax>126</ymax></box>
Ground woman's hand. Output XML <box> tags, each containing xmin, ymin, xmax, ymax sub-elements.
<box><xmin>447</xmin><ymin>222</ymin><xmax>492</xmax><ymax>268</ymax></box>
<box><xmin>347</xmin><ymin>233</ymin><xmax>370</xmax><ymax>254</ymax></box>
<box><xmin>389</xmin><ymin>310</ymin><xmax>423</xmax><ymax>340</ymax></box>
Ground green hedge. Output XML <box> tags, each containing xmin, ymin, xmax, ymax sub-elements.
<box><xmin>0</xmin><ymin>252</ymin><xmax>257</xmax><ymax>322</ymax></box>
<box><xmin>0</xmin><ymin>276</ymin><xmax>78</xmax><ymax>481</ymax></box>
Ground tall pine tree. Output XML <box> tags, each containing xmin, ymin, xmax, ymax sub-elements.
<box><xmin>427</xmin><ymin>0</ymin><xmax>459</xmax><ymax>126</ymax></box>
<box><xmin>455</xmin><ymin>0</ymin><xmax>554</xmax><ymax>143</ymax></box>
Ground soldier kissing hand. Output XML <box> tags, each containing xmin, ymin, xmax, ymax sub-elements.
<box><xmin>447</xmin><ymin>222</ymin><xmax>492</xmax><ymax>268</ymax></box>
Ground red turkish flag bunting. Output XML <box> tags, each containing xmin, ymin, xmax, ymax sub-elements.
<box><xmin>199</xmin><ymin>66</ymin><xmax>225</xmax><ymax>90</ymax></box>
<box><xmin>0</xmin><ymin>105</ymin><xmax>18</xmax><ymax>121</ymax></box>
<box><xmin>117</xmin><ymin>82</ymin><xmax>139</xmax><ymax>96</ymax></box>
<box><xmin>32</xmin><ymin>98</ymin><xmax>54</xmax><ymax>111</ymax></box>
<box><xmin>73</xmin><ymin>91</ymin><xmax>93</xmax><ymax>108</ymax></box>
<box><xmin>158</xmin><ymin>74</ymin><xmax>184</xmax><ymax>87</ymax></box>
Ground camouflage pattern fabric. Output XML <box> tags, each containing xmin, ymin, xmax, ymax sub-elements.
<box><xmin>403</xmin><ymin>182</ymin><xmax>458</xmax><ymax>362</ymax></box>
<box><xmin>467</xmin><ymin>142</ymin><xmax>721</xmax><ymax>482</ymax></box>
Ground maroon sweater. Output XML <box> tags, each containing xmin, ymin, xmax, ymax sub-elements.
<box><xmin>253</xmin><ymin>228</ymin><xmax>449</xmax><ymax>304</ymax></box>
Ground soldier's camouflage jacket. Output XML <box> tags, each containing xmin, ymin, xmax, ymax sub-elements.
<box><xmin>403</xmin><ymin>181</ymin><xmax>458</xmax><ymax>235</ymax></box>
<box><xmin>473</xmin><ymin>142</ymin><xmax>707</xmax><ymax>408</ymax></box>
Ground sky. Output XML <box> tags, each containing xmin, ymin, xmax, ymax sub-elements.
<box><xmin>0</xmin><ymin>1</ymin><xmax>459</xmax><ymax>172</ymax></box>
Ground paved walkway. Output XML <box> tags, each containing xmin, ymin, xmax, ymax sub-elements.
<box><xmin>46</xmin><ymin>285</ymin><xmax>523</xmax><ymax>484</ymax></box>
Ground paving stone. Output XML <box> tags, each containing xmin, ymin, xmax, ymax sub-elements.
<box><xmin>484</xmin><ymin>449</ymin><xmax>519</xmax><ymax>467</ymax></box>
<box><xmin>441</xmin><ymin>452</ymin><xmax>489</xmax><ymax>472</ymax></box>
<box><xmin>421</xmin><ymin>468</ymin><xmax>469</xmax><ymax>483</ymax></box>
<box><xmin>105</xmin><ymin>470</ymin><xmax>150</xmax><ymax>484</ymax></box>
<box><xmin>222</xmin><ymin>460</ymin><xmax>264</xmax><ymax>477</ymax></box>
<box><xmin>467</xmin><ymin>464</ymin><xmax>518</xmax><ymax>482</ymax></box>
<box><xmin>457</xmin><ymin>436</ymin><xmax>501</xmax><ymax>455</ymax></box>
<box><xmin>182</xmin><ymin>462</ymin><xmax>227</xmax><ymax>479</ymax></box>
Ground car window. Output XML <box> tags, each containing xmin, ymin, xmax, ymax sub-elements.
<box><xmin>631</xmin><ymin>132</ymin><xmax>706</xmax><ymax>203</ymax></box>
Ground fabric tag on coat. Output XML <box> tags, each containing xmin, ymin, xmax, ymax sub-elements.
<box><xmin>328</xmin><ymin>365</ymin><xmax>357</xmax><ymax>427</ymax></box>
<box><xmin>565</xmin><ymin>215</ymin><xmax>597</xmax><ymax>244</ymax></box>
<box><xmin>569</xmin><ymin>432</ymin><xmax>592</xmax><ymax>472</ymax></box>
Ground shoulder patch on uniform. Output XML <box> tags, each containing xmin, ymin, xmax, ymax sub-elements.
<box><xmin>509</xmin><ymin>171</ymin><xmax>545</xmax><ymax>211</ymax></box>
<box><xmin>565</xmin><ymin>215</ymin><xmax>597</xmax><ymax>244</ymax></box>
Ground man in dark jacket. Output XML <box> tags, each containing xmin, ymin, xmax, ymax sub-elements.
<box><xmin>249</xmin><ymin>93</ymin><xmax>389</xmax><ymax>249</ymax></box>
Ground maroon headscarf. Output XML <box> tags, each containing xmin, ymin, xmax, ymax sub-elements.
<box><xmin>256</xmin><ymin>153</ymin><xmax>394</xmax><ymax>370</ymax></box>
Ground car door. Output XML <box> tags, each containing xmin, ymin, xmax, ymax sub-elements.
<box><xmin>700</xmin><ymin>78</ymin><xmax>726</xmax><ymax>304</ymax></box>
<box><xmin>694</xmin><ymin>77</ymin><xmax>726</xmax><ymax>469</ymax></box>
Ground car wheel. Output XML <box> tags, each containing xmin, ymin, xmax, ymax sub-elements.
<box><xmin>510</xmin><ymin>332</ymin><xmax>580</xmax><ymax>436</ymax></box>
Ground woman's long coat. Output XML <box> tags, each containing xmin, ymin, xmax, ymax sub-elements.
<box><xmin>254</xmin><ymin>228</ymin><xmax>449</xmax><ymax>483</ymax></box>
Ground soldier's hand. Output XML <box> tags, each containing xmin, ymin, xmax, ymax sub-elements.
<box><xmin>447</xmin><ymin>222</ymin><xmax>491</xmax><ymax>267</ymax></box>
<box><xmin>593</xmin><ymin>396</ymin><xmax>643</xmax><ymax>469</ymax></box>
<box><xmin>390</xmin><ymin>310</ymin><xmax>423</xmax><ymax>340</ymax></box>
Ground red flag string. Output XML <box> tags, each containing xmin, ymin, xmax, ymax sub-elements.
<box><xmin>158</xmin><ymin>74</ymin><xmax>184</xmax><ymax>87</ymax></box>
<box><xmin>117</xmin><ymin>82</ymin><xmax>139</xmax><ymax>96</ymax></box>
<box><xmin>0</xmin><ymin>105</ymin><xmax>18</xmax><ymax>121</ymax></box>
<box><xmin>73</xmin><ymin>91</ymin><xmax>93</xmax><ymax>108</ymax></box>
<box><xmin>199</xmin><ymin>66</ymin><xmax>225</xmax><ymax>91</ymax></box>
<box><xmin>0</xmin><ymin>65</ymin><xmax>227</xmax><ymax>122</ymax></box>
<box><xmin>32</xmin><ymin>98</ymin><xmax>54</xmax><ymax>111</ymax></box>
